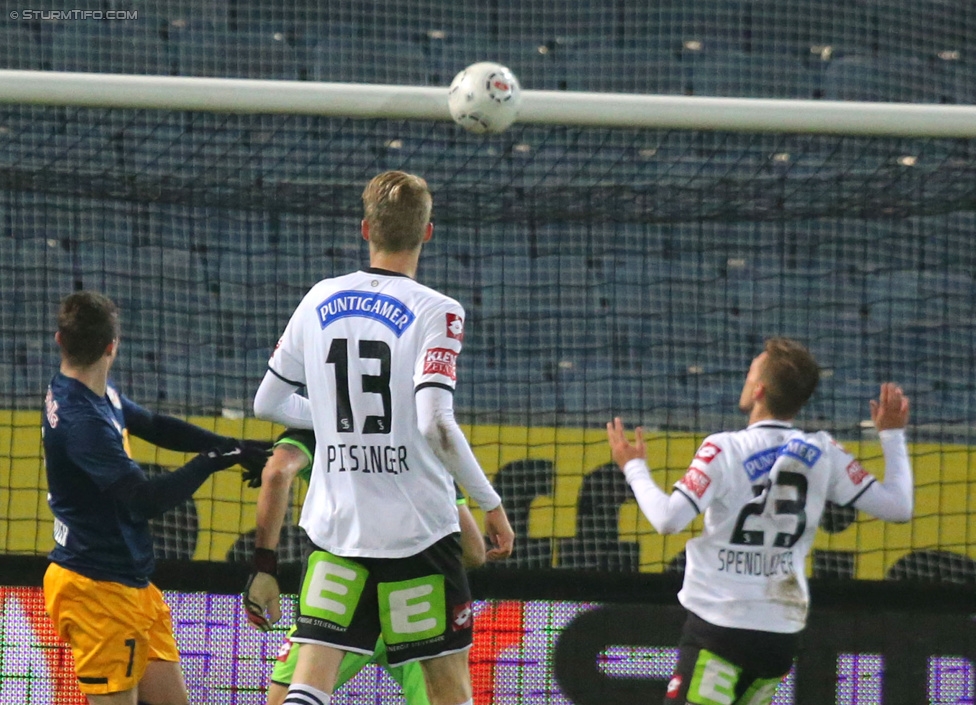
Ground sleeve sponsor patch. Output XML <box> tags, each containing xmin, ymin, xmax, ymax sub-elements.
<box><xmin>446</xmin><ymin>312</ymin><xmax>465</xmax><ymax>341</ymax></box>
<box><xmin>694</xmin><ymin>441</ymin><xmax>722</xmax><ymax>464</ymax></box>
<box><xmin>679</xmin><ymin>467</ymin><xmax>712</xmax><ymax>499</ymax></box>
<box><xmin>846</xmin><ymin>459</ymin><xmax>868</xmax><ymax>485</ymax></box>
<box><xmin>423</xmin><ymin>347</ymin><xmax>457</xmax><ymax>381</ymax></box>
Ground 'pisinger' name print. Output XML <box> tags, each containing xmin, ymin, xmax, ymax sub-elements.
<box><xmin>325</xmin><ymin>444</ymin><xmax>410</xmax><ymax>475</ymax></box>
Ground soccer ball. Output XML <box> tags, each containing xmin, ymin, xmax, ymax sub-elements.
<box><xmin>448</xmin><ymin>62</ymin><xmax>522</xmax><ymax>135</ymax></box>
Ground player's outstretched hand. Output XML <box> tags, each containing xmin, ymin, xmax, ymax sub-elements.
<box><xmin>484</xmin><ymin>504</ymin><xmax>515</xmax><ymax>562</ymax></box>
<box><xmin>243</xmin><ymin>571</ymin><xmax>281</xmax><ymax>632</ymax></box>
<box><xmin>236</xmin><ymin>439</ymin><xmax>273</xmax><ymax>487</ymax></box>
<box><xmin>870</xmin><ymin>383</ymin><xmax>910</xmax><ymax>432</ymax></box>
<box><xmin>606</xmin><ymin>417</ymin><xmax>646</xmax><ymax>469</ymax></box>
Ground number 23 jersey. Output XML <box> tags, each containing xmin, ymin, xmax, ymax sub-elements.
<box><xmin>269</xmin><ymin>268</ymin><xmax>466</xmax><ymax>559</ymax></box>
<box><xmin>675</xmin><ymin>420</ymin><xmax>877</xmax><ymax>633</ymax></box>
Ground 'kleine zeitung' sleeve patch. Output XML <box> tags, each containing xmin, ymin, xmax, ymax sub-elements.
<box><xmin>423</xmin><ymin>348</ymin><xmax>458</xmax><ymax>381</ymax></box>
<box><xmin>678</xmin><ymin>466</ymin><xmax>712</xmax><ymax>499</ymax></box>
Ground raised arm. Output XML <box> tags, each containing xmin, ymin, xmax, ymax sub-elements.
<box><xmin>852</xmin><ymin>383</ymin><xmax>913</xmax><ymax>523</ymax></box>
<box><xmin>607</xmin><ymin>418</ymin><xmax>698</xmax><ymax>535</ymax></box>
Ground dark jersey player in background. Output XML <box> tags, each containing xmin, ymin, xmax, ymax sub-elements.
<box><xmin>42</xmin><ymin>291</ymin><xmax>270</xmax><ymax>705</ymax></box>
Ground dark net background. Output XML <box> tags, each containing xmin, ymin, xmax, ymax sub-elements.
<box><xmin>1</xmin><ymin>0</ymin><xmax>974</xmax><ymax>583</ymax></box>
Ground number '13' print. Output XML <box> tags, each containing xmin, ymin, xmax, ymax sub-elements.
<box><xmin>326</xmin><ymin>338</ymin><xmax>392</xmax><ymax>434</ymax></box>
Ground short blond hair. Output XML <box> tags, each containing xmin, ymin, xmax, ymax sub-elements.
<box><xmin>361</xmin><ymin>171</ymin><xmax>432</xmax><ymax>253</ymax></box>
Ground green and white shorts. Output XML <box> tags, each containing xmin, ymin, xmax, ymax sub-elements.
<box><xmin>293</xmin><ymin>533</ymin><xmax>473</xmax><ymax>666</ymax></box>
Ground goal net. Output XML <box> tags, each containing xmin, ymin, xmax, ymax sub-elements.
<box><xmin>2</xmin><ymin>100</ymin><xmax>973</xmax><ymax>584</ymax></box>
<box><xmin>1</xmin><ymin>0</ymin><xmax>975</xmax><ymax>586</ymax></box>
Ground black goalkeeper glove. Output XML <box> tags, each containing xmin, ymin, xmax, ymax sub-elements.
<box><xmin>196</xmin><ymin>442</ymin><xmax>249</xmax><ymax>472</ymax></box>
<box><xmin>196</xmin><ymin>439</ymin><xmax>271</xmax><ymax>482</ymax></box>
<box><xmin>234</xmin><ymin>439</ymin><xmax>274</xmax><ymax>487</ymax></box>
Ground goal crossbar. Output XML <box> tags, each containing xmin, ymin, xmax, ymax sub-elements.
<box><xmin>2</xmin><ymin>70</ymin><xmax>976</xmax><ymax>137</ymax></box>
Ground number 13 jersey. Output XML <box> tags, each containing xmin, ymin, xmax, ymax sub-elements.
<box><xmin>269</xmin><ymin>268</ymin><xmax>466</xmax><ymax>559</ymax></box>
<box><xmin>674</xmin><ymin>420</ymin><xmax>877</xmax><ymax>633</ymax></box>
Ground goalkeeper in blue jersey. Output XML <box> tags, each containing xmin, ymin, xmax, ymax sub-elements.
<box><xmin>42</xmin><ymin>291</ymin><xmax>272</xmax><ymax>704</ymax></box>
<box><xmin>243</xmin><ymin>429</ymin><xmax>488</xmax><ymax>705</ymax></box>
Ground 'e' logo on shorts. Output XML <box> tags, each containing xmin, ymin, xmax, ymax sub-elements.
<box><xmin>379</xmin><ymin>575</ymin><xmax>446</xmax><ymax>645</ymax></box>
<box><xmin>299</xmin><ymin>552</ymin><xmax>368</xmax><ymax>628</ymax></box>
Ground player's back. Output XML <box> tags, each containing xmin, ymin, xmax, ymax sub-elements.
<box><xmin>43</xmin><ymin>373</ymin><xmax>154</xmax><ymax>586</ymax></box>
<box><xmin>273</xmin><ymin>268</ymin><xmax>465</xmax><ymax>559</ymax></box>
<box><xmin>677</xmin><ymin>422</ymin><xmax>869</xmax><ymax>633</ymax></box>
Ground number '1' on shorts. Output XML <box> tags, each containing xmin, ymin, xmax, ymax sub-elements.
<box><xmin>293</xmin><ymin>533</ymin><xmax>473</xmax><ymax>666</ymax></box>
<box><xmin>43</xmin><ymin>562</ymin><xmax>180</xmax><ymax>695</ymax></box>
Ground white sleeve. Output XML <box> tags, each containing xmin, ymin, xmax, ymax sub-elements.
<box><xmin>267</xmin><ymin>298</ymin><xmax>307</xmax><ymax>388</ymax></box>
<box><xmin>851</xmin><ymin>429</ymin><xmax>913</xmax><ymax>522</ymax></box>
<box><xmin>623</xmin><ymin>459</ymin><xmax>698</xmax><ymax>534</ymax></box>
<box><xmin>253</xmin><ymin>370</ymin><xmax>313</xmax><ymax>429</ymax></box>
<box><xmin>416</xmin><ymin>385</ymin><xmax>501</xmax><ymax>511</ymax></box>
<box><xmin>414</xmin><ymin>302</ymin><xmax>465</xmax><ymax>391</ymax></box>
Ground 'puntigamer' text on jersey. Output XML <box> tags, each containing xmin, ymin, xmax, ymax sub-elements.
<box><xmin>269</xmin><ymin>268</ymin><xmax>466</xmax><ymax>558</ymax></box>
<box><xmin>675</xmin><ymin>420</ymin><xmax>877</xmax><ymax>633</ymax></box>
<box><xmin>43</xmin><ymin>373</ymin><xmax>155</xmax><ymax>587</ymax></box>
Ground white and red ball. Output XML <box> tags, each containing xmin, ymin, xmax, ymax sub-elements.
<box><xmin>448</xmin><ymin>62</ymin><xmax>522</xmax><ymax>135</ymax></box>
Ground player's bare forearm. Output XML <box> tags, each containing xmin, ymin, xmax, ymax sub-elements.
<box><xmin>458</xmin><ymin>503</ymin><xmax>487</xmax><ymax>569</ymax></box>
<box><xmin>254</xmin><ymin>444</ymin><xmax>305</xmax><ymax>551</ymax></box>
<box><xmin>484</xmin><ymin>505</ymin><xmax>515</xmax><ymax>561</ymax></box>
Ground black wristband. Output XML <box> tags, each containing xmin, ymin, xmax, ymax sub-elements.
<box><xmin>253</xmin><ymin>548</ymin><xmax>278</xmax><ymax>576</ymax></box>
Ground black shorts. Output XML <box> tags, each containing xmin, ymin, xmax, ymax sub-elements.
<box><xmin>664</xmin><ymin>611</ymin><xmax>800</xmax><ymax>704</ymax></box>
<box><xmin>293</xmin><ymin>533</ymin><xmax>473</xmax><ymax>666</ymax></box>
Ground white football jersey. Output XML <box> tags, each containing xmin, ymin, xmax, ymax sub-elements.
<box><xmin>269</xmin><ymin>268</ymin><xmax>467</xmax><ymax>558</ymax></box>
<box><xmin>675</xmin><ymin>420</ymin><xmax>877</xmax><ymax>633</ymax></box>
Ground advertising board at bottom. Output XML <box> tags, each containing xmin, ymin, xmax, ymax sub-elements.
<box><xmin>0</xmin><ymin>587</ymin><xmax>971</xmax><ymax>705</ymax></box>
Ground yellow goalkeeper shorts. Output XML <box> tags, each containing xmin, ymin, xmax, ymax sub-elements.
<box><xmin>43</xmin><ymin>563</ymin><xmax>180</xmax><ymax>695</ymax></box>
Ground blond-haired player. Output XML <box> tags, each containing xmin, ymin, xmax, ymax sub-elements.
<box><xmin>253</xmin><ymin>171</ymin><xmax>514</xmax><ymax>705</ymax></box>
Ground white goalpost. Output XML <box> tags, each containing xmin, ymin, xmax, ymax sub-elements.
<box><xmin>3</xmin><ymin>69</ymin><xmax>976</xmax><ymax>136</ymax></box>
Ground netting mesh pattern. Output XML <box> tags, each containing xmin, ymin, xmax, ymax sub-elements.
<box><xmin>1</xmin><ymin>109</ymin><xmax>975</xmax><ymax>431</ymax></box>
<box><xmin>1</xmin><ymin>111</ymin><xmax>975</xmax><ymax>580</ymax></box>
<box><xmin>1</xmin><ymin>0</ymin><xmax>975</xmax><ymax>581</ymax></box>
<box><xmin>4</xmin><ymin>109</ymin><xmax>976</xmax><ymax>223</ymax></box>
